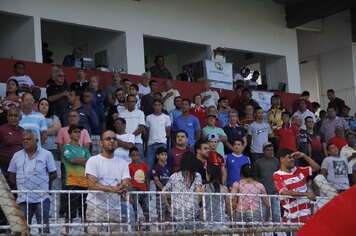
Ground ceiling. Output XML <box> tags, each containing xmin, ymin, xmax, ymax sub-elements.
<box><xmin>274</xmin><ymin>0</ymin><xmax>356</xmax><ymax>28</ymax></box>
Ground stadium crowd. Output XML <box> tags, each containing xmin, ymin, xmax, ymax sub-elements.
<box><xmin>0</xmin><ymin>58</ymin><xmax>355</xmax><ymax>233</ymax></box>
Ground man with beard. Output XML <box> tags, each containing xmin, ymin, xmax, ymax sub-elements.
<box><xmin>167</xmin><ymin>130</ymin><xmax>192</xmax><ymax>173</ymax></box>
<box><xmin>107</xmin><ymin>88</ymin><xmax>126</xmax><ymax>131</ymax></box>
<box><xmin>194</xmin><ymin>141</ymin><xmax>210</xmax><ymax>184</ymax></box>
<box><xmin>217</xmin><ymin>97</ymin><xmax>230</xmax><ymax>127</ymax></box>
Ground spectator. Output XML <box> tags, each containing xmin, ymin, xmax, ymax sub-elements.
<box><xmin>107</xmin><ymin>88</ymin><xmax>126</xmax><ymax>131</ymax></box>
<box><xmin>145</xmin><ymin>99</ymin><xmax>171</xmax><ymax>170</ymax></box>
<box><xmin>328</xmin><ymin>126</ymin><xmax>347</xmax><ymax>150</ymax></box>
<box><xmin>169</xmin><ymin>96</ymin><xmax>183</xmax><ymax>124</ymax></box>
<box><xmin>254</xmin><ymin>142</ymin><xmax>281</xmax><ymax>222</ymax></box>
<box><xmin>167</xmin><ymin>130</ymin><xmax>192</xmax><ymax>173</ymax></box>
<box><xmin>225</xmin><ymin>139</ymin><xmax>250</xmax><ymax>188</ymax></box>
<box><xmin>247</xmin><ymin>107</ymin><xmax>272</xmax><ymax>165</ymax></box>
<box><xmin>162</xmin><ymin>151</ymin><xmax>203</xmax><ymax>227</ymax></box>
<box><xmin>61</xmin><ymin>90</ymin><xmax>99</xmax><ymax>135</ymax></box>
<box><xmin>217</xmin><ymin>97</ymin><xmax>230</xmax><ymax>128</ymax></box>
<box><xmin>230</xmin><ymin>164</ymin><xmax>270</xmax><ymax>223</ymax></box>
<box><xmin>298</xmin><ymin>115</ymin><xmax>311</xmax><ymax>165</ymax></box>
<box><xmin>321</xmin><ymin>143</ymin><xmax>350</xmax><ymax>192</ymax></box>
<box><xmin>56</xmin><ymin>110</ymin><xmax>92</xmax><ymax>160</ymax></box>
<box><xmin>32</xmin><ymin>86</ymin><xmax>42</xmax><ymax>112</ymax></box>
<box><xmin>201</xmin><ymin>80</ymin><xmax>219</xmax><ymax>107</ymax></box>
<box><xmin>85</xmin><ymin>130</ymin><xmax>132</xmax><ymax>234</ymax></box>
<box><xmin>240</xmin><ymin>104</ymin><xmax>255</xmax><ymax>130</ymax></box>
<box><xmin>327</xmin><ymin>89</ymin><xmax>346</xmax><ymax>116</ymax></box>
<box><xmin>202</xmin><ymin>115</ymin><xmax>227</xmax><ymax>157</ymax></box>
<box><xmin>276</xmin><ymin>111</ymin><xmax>299</xmax><ymax>152</ymax></box>
<box><xmin>172</xmin><ymin>99</ymin><xmax>201</xmax><ymax>147</ymax></box>
<box><xmin>267</xmin><ymin>95</ymin><xmax>285</xmax><ymax>151</ymax></box>
<box><xmin>119</xmin><ymin>94</ymin><xmax>146</xmax><ymax>162</ymax></box>
<box><xmin>223</xmin><ymin>109</ymin><xmax>245</xmax><ymax>155</ymax></box>
<box><xmin>316</xmin><ymin>110</ymin><xmax>327</xmax><ymax>131</ymax></box>
<box><xmin>89</xmin><ymin>76</ymin><xmax>108</xmax><ymax>134</ymax></box>
<box><xmin>291</xmin><ymin>91</ymin><xmax>315</xmax><ymax>114</ymax></box>
<box><xmin>122</xmin><ymin>78</ymin><xmax>132</xmax><ymax>94</ymax></box>
<box><xmin>246</xmin><ymin>70</ymin><xmax>259</xmax><ymax>90</ymax></box>
<box><xmin>161</xmin><ymin>80</ymin><xmax>180</xmax><ymax>113</ymax></box>
<box><xmin>82</xmin><ymin>90</ymin><xmax>93</xmax><ymax>107</ymax></box>
<box><xmin>113</xmin><ymin>117</ymin><xmax>135</xmax><ymax>165</ymax></box>
<box><xmin>292</xmin><ymin>114</ymin><xmax>303</xmax><ymax>129</ymax></box>
<box><xmin>138</xmin><ymin>72</ymin><xmax>151</xmax><ymax>98</ymax></box>
<box><xmin>230</xmin><ymin>85</ymin><xmax>244</xmax><ymax>110</ymax></box>
<box><xmin>177</xmin><ymin>65</ymin><xmax>195</xmax><ymax>82</ymax></box>
<box><xmin>129</xmin><ymin>84</ymin><xmax>141</xmax><ymax>110</ymax></box>
<box><xmin>8</xmin><ymin>61</ymin><xmax>34</xmax><ymax>96</ymax></box>
<box><xmin>47</xmin><ymin>69</ymin><xmax>70</xmax><ymax>116</ymax></box>
<box><xmin>70</xmin><ymin>68</ymin><xmax>89</xmax><ymax>92</ymax></box>
<box><xmin>62</xmin><ymin>125</ymin><xmax>90</xmax><ymax>224</ymax></box>
<box><xmin>204</xmin><ymin>105</ymin><xmax>223</xmax><ymax>128</ymax></box>
<box><xmin>236</xmin><ymin>88</ymin><xmax>259</xmax><ymax>118</ymax></box>
<box><xmin>150</xmin><ymin>55</ymin><xmax>173</xmax><ymax>79</ymax></box>
<box><xmin>152</xmin><ymin>93</ymin><xmax>169</xmax><ymax>115</ymax></box>
<box><xmin>0</xmin><ymin>108</ymin><xmax>24</xmax><ymax>185</ymax></box>
<box><xmin>320</xmin><ymin>106</ymin><xmax>349</xmax><ymax>143</ymax></box>
<box><xmin>20</xmin><ymin>93</ymin><xmax>47</xmax><ymax>146</ymax></box>
<box><xmin>152</xmin><ymin>147</ymin><xmax>170</xmax><ymax>221</ymax></box>
<box><xmin>194</xmin><ymin>141</ymin><xmax>210</xmax><ymax>184</ymax></box>
<box><xmin>273</xmin><ymin>149</ymin><xmax>320</xmax><ymax>223</ymax></box>
<box><xmin>141</xmin><ymin>80</ymin><xmax>158</xmax><ymax>116</ymax></box>
<box><xmin>1</xmin><ymin>78</ymin><xmax>21</xmax><ymax>110</ymax></box>
<box><xmin>206</xmin><ymin>133</ymin><xmax>227</xmax><ymax>184</ymax></box>
<box><xmin>62</xmin><ymin>47</ymin><xmax>83</xmax><ymax>68</ymax></box>
<box><xmin>8</xmin><ymin>129</ymin><xmax>57</xmax><ymax>234</ymax></box>
<box><xmin>233</xmin><ymin>67</ymin><xmax>250</xmax><ymax>87</ymax></box>
<box><xmin>340</xmin><ymin>133</ymin><xmax>356</xmax><ymax>185</ymax></box>
<box><xmin>128</xmin><ymin>147</ymin><xmax>150</xmax><ymax>224</ymax></box>
<box><xmin>293</xmin><ymin>99</ymin><xmax>316</xmax><ymax>130</ymax></box>
<box><xmin>202</xmin><ymin>165</ymin><xmax>230</xmax><ymax>229</ymax></box>
<box><xmin>46</xmin><ymin>64</ymin><xmax>61</xmax><ymax>88</ymax></box>
<box><xmin>305</xmin><ymin>116</ymin><xmax>325</xmax><ymax>167</ymax></box>
<box><xmin>38</xmin><ymin>98</ymin><xmax>61</xmax><ymax>158</ymax></box>
<box><xmin>189</xmin><ymin>94</ymin><xmax>207</xmax><ymax>128</ymax></box>
<box><xmin>106</xmin><ymin>72</ymin><xmax>123</xmax><ymax>106</ymax></box>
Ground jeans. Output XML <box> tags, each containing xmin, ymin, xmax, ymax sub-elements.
<box><xmin>262</xmin><ymin>196</ymin><xmax>281</xmax><ymax>222</ymax></box>
<box><xmin>146</xmin><ymin>143</ymin><xmax>167</xmax><ymax>171</ymax></box>
<box><xmin>19</xmin><ymin>198</ymin><xmax>50</xmax><ymax>234</ymax></box>
<box><xmin>135</xmin><ymin>143</ymin><xmax>145</xmax><ymax>163</ymax></box>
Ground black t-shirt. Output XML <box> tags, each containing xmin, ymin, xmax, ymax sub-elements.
<box><xmin>46</xmin><ymin>83</ymin><xmax>69</xmax><ymax>116</ymax></box>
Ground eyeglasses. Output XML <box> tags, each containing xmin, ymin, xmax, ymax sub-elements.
<box><xmin>103</xmin><ymin>137</ymin><xmax>118</xmax><ymax>141</ymax></box>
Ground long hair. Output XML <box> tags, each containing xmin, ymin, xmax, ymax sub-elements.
<box><xmin>207</xmin><ymin>165</ymin><xmax>222</xmax><ymax>193</ymax></box>
<box><xmin>180</xmin><ymin>151</ymin><xmax>197</xmax><ymax>188</ymax></box>
<box><xmin>6</xmin><ymin>79</ymin><xmax>20</xmax><ymax>96</ymax></box>
<box><xmin>38</xmin><ymin>98</ymin><xmax>54</xmax><ymax>118</ymax></box>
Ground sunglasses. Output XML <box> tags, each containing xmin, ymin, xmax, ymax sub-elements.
<box><xmin>103</xmin><ymin>137</ymin><xmax>118</xmax><ymax>141</ymax></box>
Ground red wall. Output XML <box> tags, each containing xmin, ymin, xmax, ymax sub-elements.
<box><xmin>0</xmin><ymin>58</ymin><xmax>299</xmax><ymax>109</ymax></box>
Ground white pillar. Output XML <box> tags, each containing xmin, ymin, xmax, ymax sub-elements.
<box><xmin>125</xmin><ymin>30</ymin><xmax>145</xmax><ymax>75</ymax></box>
<box><xmin>33</xmin><ymin>16</ymin><xmax>42</xmax><ymax>63</ymax></box>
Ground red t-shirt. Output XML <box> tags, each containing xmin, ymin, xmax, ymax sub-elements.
<box><xmin>207</xmin><ymin>150</ymin><xmax>225</xmax><ymax>168</ymax></box>
<box><xmin>129</xmin><ymin>162</ymin><xmax>149</xmax><ymax>190</ymax></box>
<box><xmin>276</xmin><ymin>124</ymin><xmax>299</xmax><ymax>151</ymax></box>
<box><xmin>328</xmin><ymin>136</ymin><xmax>347</xmax><ymax>150</ymax></box>
<box><xmin>0</xmin><ymin>124</ymin><xmax>24</xmax><ymax>167</ymax></box>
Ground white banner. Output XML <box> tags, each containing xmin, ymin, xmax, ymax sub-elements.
<box><xmin>205</xmin><ymin>60</ymin><xmax>233</xmax><ymax>90</ymax></box>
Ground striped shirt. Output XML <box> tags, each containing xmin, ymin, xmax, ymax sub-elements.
<box><xmin>19</xmin><ymin>110</ymin><xmax>47</xmax><ymax>146</ymax></box>
<box><xmin>273</xmin><ymin>166</ymin><xmax>312</xmax><ymax>223</ymax></box>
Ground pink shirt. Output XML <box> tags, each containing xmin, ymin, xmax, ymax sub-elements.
<box><xmin>232</xmin><ymin>180</ymin><xmax>266</xmax><ymax>212</ymax></box>
<box><xmin>56</xmin><ymin>126</ymin><xmax>92</xmax><ymax>146</ymax></box>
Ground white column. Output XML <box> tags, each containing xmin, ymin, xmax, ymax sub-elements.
<box><xmin>125</xmin><ymin>30</ymin><xmax>145</xmax><ymax>75</ymax></box>
<box><xmin>33</xmin><ymin>16</ymin><xmax>42</xmax><ymax>63</ymax></box>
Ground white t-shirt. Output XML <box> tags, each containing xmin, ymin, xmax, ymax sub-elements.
<box><xmin>114</xmin><ymin>133</ymin><xmax>135</xmax><ymax>164</ymax></box>
<box><xmin>339</xmin><ymin>145</ymin><xmax>356</xmax><ymax>174</ymax></box>
<box><xmin>321</xmin><ymin>156</ymin><xmax>350</xmax><ymax>191</ymax></box>
<box><xmin>201</xmin><ymin>90</ymin><xmax>219</xmax><ymax>107</ymax></box>
<box><xmin>146</xmin><ymin>113</ymin><xmax>171</xmax><ymax>145</ymax></box>
<box><xmin>9</xmin><ymin>75</ymin><xmax>34</xmax><ymax>96</ymax></box>
<box><xmin>85</xmin><ymin>154</ymin><xmax>130</xmax><ymax>209</ymax></box>
<box><xmin>138</xmin><ymin>83</ymin><xmax>151</xmax><ymax>95</ymax></box>
<box><xmin>248</xmin><ymin>121</ymin><xmax>272</xmax><ymax>153</ymax></box>
<box><xmin>233</xmin><ymin>73</ymin><xmax>244</xmax><ymax>83</ymax></box>
<box><xmin>161</xmin><ymin>89</ymin><xmax>180</xmax><ymax>113</ymax></box>
<box><xmin>119</xmin><ymin>109</ymin><xmax>145</xmax><ymax>144</ymax></box>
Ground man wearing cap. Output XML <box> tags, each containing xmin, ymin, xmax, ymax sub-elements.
<box><xmin>62</xmin><ymin>125</ymin><xmax>91</xmax><ymax>223</ymax></box>
<box><xmin>254</xmin><ymin>142</ymin><xmax>281</xmax><ymax>222</ymax></box>
<box><xmin>202</xmin><ymin>114</ymin><xmax>227</xmax><ymax>157</ymax></box>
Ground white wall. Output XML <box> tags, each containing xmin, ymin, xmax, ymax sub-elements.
<box><xmin>0</xmin><ymin>0</ymin><xmax>300</xmax><ymax>92</ymax></box>
<box><xmin>297</xmin><ymin>11</ymin><xmax>355</xmax><ymax>111</ymax></box>
<box><xmin>0</xmin><ymin>13</ymin><xmax>36</xmax><ymax>61</ymax></box>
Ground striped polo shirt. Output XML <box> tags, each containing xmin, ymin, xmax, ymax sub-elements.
<box><xmin>19</xmin><ymin>110</ymin><xmax>47</xmax><ymax>146</ymax></box>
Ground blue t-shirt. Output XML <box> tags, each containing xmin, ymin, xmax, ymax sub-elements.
<box><xmin>225</xmin><ymin>153</ymin><xmax>250</xmax><ymax>188</ymax></box>
<box><xmin>217</xmin><ymin>110</ymin><xmax>229</xmax><ymax>128</ymax></box>
<box><xmin>172</xmin><ymin>115</ymin><xmax>201</xmax><ymax>145</ymax></box>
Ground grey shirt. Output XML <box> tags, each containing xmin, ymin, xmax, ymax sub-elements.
<box><xmin>254</xmin><ymin>157</ymin><xmax>280</xmax><ymax>194</ymax></box>
<box><xmin>321</xmin><ymin>156</ymin><xmax>350</xmax><ymax>191</ymax></box>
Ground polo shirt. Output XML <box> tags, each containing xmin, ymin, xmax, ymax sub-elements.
<box><xmin>8</xmin><ymin>147</ymin><xmax>57</xmax><ymax>203</ymax></box>
<box><xmin>19</xmin><ymin>110</ymin><xmax>47</xmax><ymax>147</ymax></box>
<box><xmin>276</xmin><ymin>124</ymin><xmax>299</xmax><ymax>151</ymax></box>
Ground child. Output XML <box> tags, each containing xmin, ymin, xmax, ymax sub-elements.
<box><xmin>202</xmin><ymin>165</ymin><xmax>230</xmax><ymax>229</ymax></box>
<box><xmin>129</xmin><ymin>84</ymin><xmax>141</xmax><ymax>110</ymax></box>
<box><xmin>225</xmin><ymin>139</ymin><xmax>251</xmax><ymax>189</ymax></box>
<box><xmin>128</xmin><ymin>147</ymin><xmax>150</xmax><ymax>224</ymax></box>
<box><xmin>321</xmin><ymin>143</ymin><xmax>350</xmax><ymax>192</ymax></box>
<box><xmin>151</xmin><ymin>147</ymin><xmax>171</xmax><ymax>221</ymax></box>
<box><xmin>207</xmin><ymin>133</ymin><xmax>227</xmax><ymax>185</ymax></box>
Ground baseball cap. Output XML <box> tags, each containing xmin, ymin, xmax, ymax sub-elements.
<box><xmin>262</xmin><ymin>142</ymin><xmax>273</xmax><ymax>150</ymax></box>
<box><xmin>207</xmin><ymin>133</ymin><xmax>219</xmax><ymax>141</ymax></box>
<box><xmin>68</xmin><ymin>125</ymin><xmax>84</xmax><ymax>134</ymax></box>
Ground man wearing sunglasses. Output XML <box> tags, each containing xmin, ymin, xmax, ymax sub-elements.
<box><xmin>47</xmin><ymin>69</ymin><xmax>69</xmax><ymax>116</ymax></box>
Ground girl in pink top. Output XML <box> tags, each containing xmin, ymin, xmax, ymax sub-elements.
<box><xmin>231</xmin><ymin>164</ymin><xmax>270</xmax><ymax>223</ymax></box>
